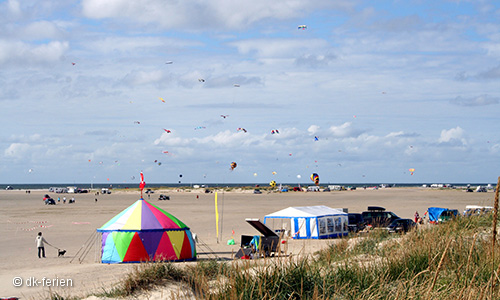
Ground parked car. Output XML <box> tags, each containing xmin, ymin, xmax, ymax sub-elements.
<box><xmin>322</xmin><ymin>187</ymin><xmax>331</xmax><ymax>192</ymax></box>
<box><xmin>158</xmin><ymin>194</ymin><xmax>170</xmax><ymax>200</ymax></box>
<box><xmin>253</xmin><ymin>189</ymin><xmax>262</xmax><ymax>194</ymax></box>
<box><xmin>307</xmin><ymin>186</ymin><xmax>320</xmax><ymax>192</ymax></box>
<box><xmin>293</xmin><ymin>187</ymin><xmax>302</xmax><ymax>191</ymax></box>
<box><xmin>387</xmin><ymin>218</ymin><xmax>416</xmax><ymax>233</ymax></box>
<box><xmin>361</xmin><ymin>206</ymin><xmax>400</xmax><ymax>227</ymax></box>
<box><xmin>347</xmin><ymin>213</ymin><xmax>366</xmax><ymax>233</ymax></box>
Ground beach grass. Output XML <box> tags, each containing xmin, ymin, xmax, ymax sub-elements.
<box><xmin>82</xmin><ymin>214</ymin><xmax>499</xmax><ymax>300</ymax></box>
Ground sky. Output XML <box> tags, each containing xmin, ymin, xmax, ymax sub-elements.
<box><xmin>1</xmin><ymin>0</ymin><xmax>499</xmax><ymax>185</ymax></box>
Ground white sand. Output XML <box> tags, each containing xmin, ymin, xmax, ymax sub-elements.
<box><xmin>0</xmin><ymin>187</ymin><xmax>494</xmax><ymax>299</ymax></box>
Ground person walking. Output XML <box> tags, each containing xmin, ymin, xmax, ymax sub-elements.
<box><xmin>35</xmin><ymin>232</ymin><xmax>52</xmax><ymax>258</ymax></box>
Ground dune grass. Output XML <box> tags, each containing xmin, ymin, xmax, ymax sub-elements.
<box><xmin>86</xmin><ymin>214</ymin><xmax>499</xmax><ymax>300</ymax></box>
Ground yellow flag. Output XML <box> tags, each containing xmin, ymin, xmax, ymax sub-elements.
<box><xmin>215</xmin><ymin>192</ymin><xmax>219</xmax><ymax>241</ymax></box>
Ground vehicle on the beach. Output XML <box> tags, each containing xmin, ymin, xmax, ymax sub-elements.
<box><xmin>463</xmin><ymin>205</ymin><xmax>493</xmax><ymax>216</ymax></box>
<box><xmin>306</xmin><ymin>186</ymin><xmax>320</xmax><ymax>192</ymax></box>
<box><xmin>5</xmin><ymin>185</ymin><xmax>13</xmax><ymax>190</ymax></box>
<box><xmin>293</xmin><ymin>187</ymin><xmax>302</xmax><ymax>191</ymax></box>
<box><xmin>386</xmin><ymin>218</ymin><xmax>416</xmax><ymax>233</ymax></box>
<box><xmin>253</xmin><ymin>189</ymin><xmax>262</xmax><ymax>194</ymax></box>
<box><xmin>476</xmin><ymin>186</ymin><xmax>487</xmax><ymax>192</ymax></box>
<box><xmin>158</xmin><ymin>194</ymin><xmax>170</xmax><ymax>200</ymax></box>
<box><xmin>347</xmin><ymin>213</ymin><xmax>366</xmax><ymax>232</ymax></box>
<box><xmin>361</xmin><ymin>206</ymin><xmax>400</xmax><ymax>227</ymax></box>
<box><xmin>322</xmin><ymin>187</ymin><xmax>330</xmax><ymax>192</ymax></box>
<box><xmin>101</xmin><ymin>188</ymin><xmax>112</xmax><ymax>194</ymax></box>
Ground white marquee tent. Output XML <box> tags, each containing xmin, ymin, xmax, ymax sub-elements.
<box><xmin>263</xmin><ymin>205</ymin><xmax>348</xmax><ymax>239</ymax></box>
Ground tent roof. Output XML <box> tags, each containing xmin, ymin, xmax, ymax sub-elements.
<box><xmin>97</xmin><ymin>199</ymin><xmax>188</xmax><ymax>231</ymax></box>
<box><xmin>265</xmin><ymin>205</ymin><xmax>347</xmax><ymax>218</ymax></box>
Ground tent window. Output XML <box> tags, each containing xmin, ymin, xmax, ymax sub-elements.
<box><xmin>327</xmin><ymin>218</ymin><xmax>334</xmax><ymax>233</ymax></box>
<box><xmin>335</xmin><ymin>217</ymin><xmax>342</xmax><ymax>232</ymax></box>
<box><xmin>319</xmin><ymin>219</ymin><xmax>326</xmax><ymax>234</ymax></box>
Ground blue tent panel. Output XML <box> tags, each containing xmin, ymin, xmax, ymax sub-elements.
<box><xmin>101</xmin><ymin>232</ymin><xmax>122</xmax><ymax>263</ymax></box>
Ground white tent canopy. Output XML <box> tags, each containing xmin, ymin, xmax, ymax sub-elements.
<box><xmin>264</xmin><ymin>205</ymin><xmax>348</xmax><ymax>239</ymax></box>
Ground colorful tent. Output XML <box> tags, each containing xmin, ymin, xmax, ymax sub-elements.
<box><xmin>97</xmin><ymin>199</ymin><xmax>196</xmax><ymax>263</ymax></box>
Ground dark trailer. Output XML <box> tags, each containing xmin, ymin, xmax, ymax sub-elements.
<box><xmin>235</xmin><ymin>218</ymin><xmax>280</xmax><ymax>259</ymax></box>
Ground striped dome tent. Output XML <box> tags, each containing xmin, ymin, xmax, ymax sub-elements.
<box><xmin>97</xmin><ymin>199</ymin><xmax>196</xmax><ymax>263</ymax></box>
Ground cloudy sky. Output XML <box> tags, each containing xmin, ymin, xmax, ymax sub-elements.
<box><xmin>1</xmin><ymin>0</ymin><xmax>499</xmax><ymax>185</ymax></box>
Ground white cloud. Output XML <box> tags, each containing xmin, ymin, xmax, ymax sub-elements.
<box><xmin>328</xmin><ymin>122</ymin><xmax>363</xmax><ymax>138</ymax></box>
<box><xmin>81</xmin><ymin>0</ymin><xmax>354</xmax><ymax>30</ymax></box>
<box><xmin>0</xmin><ymin>40</ymin><xmax>68</xmax><ymax>65</ymax></box>
<box><xmin>450</xmin><ymin>94</ymin><xmax>499</xmax><ymax>106</ymax></box>
<box><xmin>4</xmin><ymin>143</ymin><xmax>30</xmax><ymax>158</ymax></box>
<box><xmin>229</xmin><ymin>39</ymin><xmax>330</xmax><ymax>58</ymax></box>
<box><xmin>438</xmin><ymin>127</ymin><xmax>467</xmax><ymax>145</ymax></box>
<box><xmin>307</xmin><ymin>125</ymin><xmax>320</xmax><ymax>135</ymax></box>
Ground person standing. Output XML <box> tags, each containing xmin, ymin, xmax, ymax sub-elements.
<box><xmin>36</xmin><ymin>232</ymin><xmax>51</xmax><ymax>258</ymax></box>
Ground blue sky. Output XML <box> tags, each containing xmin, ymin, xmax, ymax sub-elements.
<box><xmin>1</xmin><ymin>0</ymin><xmax>499</xmax><ymax>185</ymax></box>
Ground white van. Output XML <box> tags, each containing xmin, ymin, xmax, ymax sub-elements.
<box><xmin>307</xmin><ymin>186</ymin><xmax>320</xmax><ymax>192</ymax></box>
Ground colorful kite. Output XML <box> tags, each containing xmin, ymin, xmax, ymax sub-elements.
<box><xmin>163</xmin><ymin>129</ymin><xmax>171</xmax><ymax>133</ymax></box>
<box><xmin>271</xmin><ymin>129</ymin><xmax>279</xmax><ymax>134</ymax></box>
<box><xmin>409</xmin><ymin>168</ymin><xmax>415</xmax><ymax>175</ymax></box>
<box><xmin>237</xmin><ymin>128</ymin><xmax>247</xmax><ymax>133</ymax></box>
<box><xmin>310</xmin><ymin>173</ymin><xmax>319</xmax><ymax>186</ymax></box>
<box><xmin>159</xmin><ymin>97</ymin><xmax>165</xmax><ymax>103</ymax></box>
<box><xmin>230</xmin><ymin>162</ymin><xmax>237</xmax><ymax>171</ymax></box>
<box><xmin>298</xmin><ymin>25</ymin><xmax>307</xmax><ymax>30</ymax></box>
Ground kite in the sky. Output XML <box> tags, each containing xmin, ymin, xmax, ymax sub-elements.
<box><xmin>233</xmin><ymin>84</ymin><xmax>240</xmax><ymax>87</ymax></box>
<box><xmin>237</xmin><ymin>128</ymin><xmax>247</xmax><ymax>133</ymax></box>
<box><xmin>314</xmin><ymin>136</ymin><xmax>319</xmax><ymax>141</ymax></box>
<box><xmin>194</xmin><ymin>126</ymin><xmax>206</xmax><ymax>130</ymax></box>
<box><xmin>272</xmin><ymin>171</ymin><xmax>277</xmax><ymax>175</ymax></box>
<box><xmin>28</xmin><ymin>168</ymin><xmax>33</xmax><ymax>173</ymax></box>
<box><xmin>269</xmin><ymin>180</ymin><xmax>276</xmax><ymax>188</ymax></box>
<box><xmin>310</xmin><ymin>173</ymin><xmax>319</xmax><ymax>186</ymax></box>
<box><xmin>298</xmin><ymin>25</ymin><xmax>307</xmax><ymax>30</ymax></box>
<box><xmin>165</xmin><ymin>61</ymin><xmax>173</xmax><ymax>64</ymax></box>
<box><xmin>159</xmin><ymin>97</ymin><xmax>165</xmax><ymax>103</ymax></box>
<box><xmin>198</xmin><ymin>78</ymin><xmax>205</xmax><ymax>82</ymax></box>
<box><xmin>163</xmin><ymin>129</ymin><xmax>171</xmax><ymax>133</ymax></box>
<box><xmin>409</xmin><ymin>168</ymin><xmax>415</xmax><ymax>175</ymax></box>
<box><xmin>71</xmin><ymin>62</ymin><xmax>76</xmax><ymax>65</ymax></box>
<box><xmin>134</xmin><ymin>121</ymin><xmax>141</xmax><ymax>124</ymax></box>
<box><xmin>271</xmin><ymin>129</ymin><xmax>279</xmax><ymax>134</ymax></box>
<box><xmin>221</xmin><ymin>115</ymin><xmax>229</xmax><ymax>119</ymax></box>
<box><xmin>230</xmin><ymin>162</ymin><xmax>237</xmax><ymax>171</ymax></box>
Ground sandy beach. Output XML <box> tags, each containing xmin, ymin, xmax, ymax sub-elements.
<box><xmin>0</xmin><ymin>187</ymin><xmax>495</xmax><ymax>299</ymax></box>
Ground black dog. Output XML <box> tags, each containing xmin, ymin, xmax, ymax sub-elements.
<box><xmin>58</xmin><ymin>249</ymin><xmax>66</xmax><ymax>257</ymax></box>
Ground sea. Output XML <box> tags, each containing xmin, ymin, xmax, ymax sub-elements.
<box><xmin>1</xmin><ymin>182</ymin><xmax>495</xmax><ymax>191</ymax></box>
